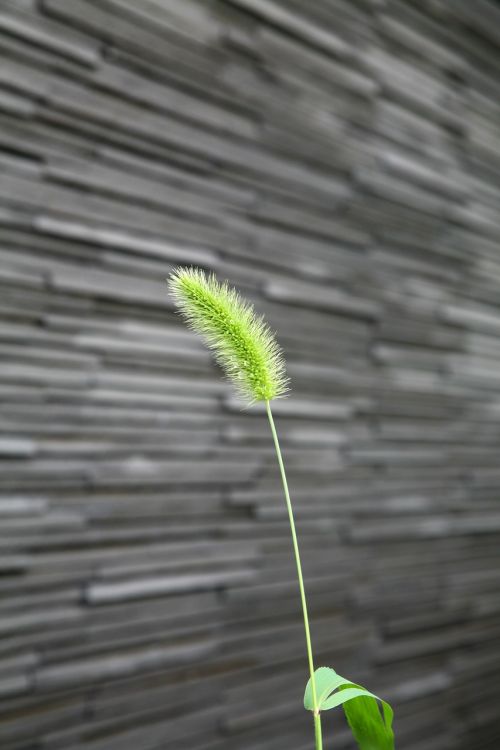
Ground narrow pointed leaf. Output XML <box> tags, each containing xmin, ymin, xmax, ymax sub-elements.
<box><xmin>320</xmin><ymin>686</ymin><xmax>378</xmax><ymax>710</ymax></box>
<box><xmin>304</xmin><ymin>667</ymin><xmax>394</xmax><ymax>750</ymax></box>
<box><xmin>342</xmin><ymin>688</ymin><xmax>394</xmax><ymax>750</ymax></box>
<box><xmin>304</xmin><ymin>666</ymin><xmax>347</xmax><ymax>710</ymax></box>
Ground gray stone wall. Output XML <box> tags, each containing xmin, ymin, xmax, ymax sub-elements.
<box><xmin>1</xmin><ymin>0</ymin><xmax>500</xmax><ymax>748</ymax></box>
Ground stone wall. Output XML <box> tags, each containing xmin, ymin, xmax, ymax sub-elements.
<box><xmin>1</xmin><ymin>1</ymin><xmax>500</xmax><ymax>748</ymax></box>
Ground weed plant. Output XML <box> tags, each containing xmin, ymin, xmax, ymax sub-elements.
<box><xmin>168</xmin><ymin>268</ymin><xmax>394</xmax><ymax>750</ymax></box>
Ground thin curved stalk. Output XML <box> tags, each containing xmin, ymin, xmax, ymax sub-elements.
<box><xmin>265</xmin><ymin>400</ymin><xmax>322</xmax><ymax>750</ymax></box>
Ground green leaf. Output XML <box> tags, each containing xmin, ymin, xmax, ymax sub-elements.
<box><xmin>304</xmin><ymin>667</ymin><xmax>394</xmax><ymax>750</ymax></box>
<box><xmin>342</xmin><ymin>687</ymin><xmax>394</xmax><ymax>750</ymax></box>
<box><xmin>304</xmin><ymin>666</ymin><xmax>347</xmax><ymax>710</ymax></box>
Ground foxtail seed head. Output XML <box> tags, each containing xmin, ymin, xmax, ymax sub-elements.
<box><xmin>168</xmin><ymin>267</ymin><xmax>289</xmax><ymax>404</ymax></box>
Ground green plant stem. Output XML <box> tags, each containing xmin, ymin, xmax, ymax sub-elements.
<box><xmin>266</xmin><ymin>400</ymin><xmax>322</xmax><ymax>750</ymax></box>
<box><xmin>314</xmin><ymin>712</ymin><xmax>323</xmax><ymax>749</ymax></box>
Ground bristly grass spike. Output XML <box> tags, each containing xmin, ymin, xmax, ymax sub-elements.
<box><xmin>168</xmin><ymin>267</ymin><xmax>288</xmax><ymax>404</ymax></box>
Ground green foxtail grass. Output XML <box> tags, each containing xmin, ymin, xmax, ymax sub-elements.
<box><xmin>168</xmin><ymin>267</ymin><xmax>394</xmax><ymax>750</ymax></box>
<box><xmin>168</xmin><ymin>267</ymin><xmax>288</xmax><ymax>403</ymax></box>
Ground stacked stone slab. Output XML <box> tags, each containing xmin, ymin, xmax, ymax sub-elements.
<box><xmin>1</xmin><ymin>0</ymin><xmax>500</xmax><ymax>748</ymax></box>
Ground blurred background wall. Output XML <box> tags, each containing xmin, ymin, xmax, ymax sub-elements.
<box><xmin>1</xmin><ymin>1</ymin><xmax>500</xmax><ymax>749</ymax></box>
